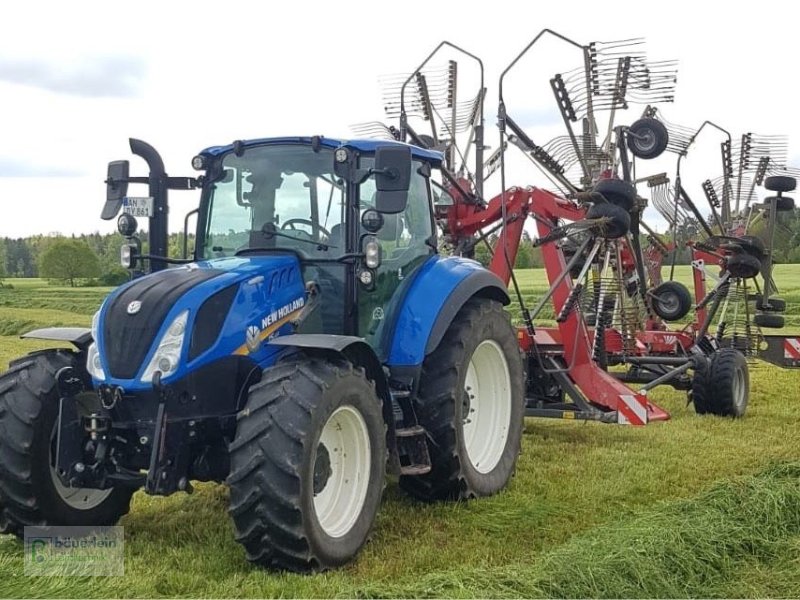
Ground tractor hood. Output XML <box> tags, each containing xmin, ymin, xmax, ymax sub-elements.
<box><xmin>94</xmin><ymin>255</ymin><xmax>306</xmax><ymax>388</ymax></box>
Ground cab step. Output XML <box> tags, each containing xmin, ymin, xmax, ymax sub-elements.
<box><xmin>395</xmin><ymin>425</ymin><xmax>431</xmax><ymax>475</ymax></box>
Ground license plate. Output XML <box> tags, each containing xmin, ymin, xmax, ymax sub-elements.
<box><xmin>122</xmin><ymin>196</ymin><xmax>154</xmax><ymax>218</ymax></box>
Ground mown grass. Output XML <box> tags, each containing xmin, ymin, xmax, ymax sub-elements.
<box><xmin>0</xmin><ymin>275</ymin><xmax>798</xmax><ymax>598</ymax></box>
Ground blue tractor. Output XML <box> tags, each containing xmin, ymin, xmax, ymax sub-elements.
<box><xmin>0</xmin><ymin>136</ymin><xmax>524</xmax><ymax>570</ymax></box>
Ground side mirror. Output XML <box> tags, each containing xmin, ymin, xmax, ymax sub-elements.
<box><xmin>102</xmin><ymin>160</ymin><xmax>130</xmax><ymax>220</ymax></box>
<box><xmin>374</xmin><ymin>146</ymin><xmax>411</xmax><ymax>214</ymax></box>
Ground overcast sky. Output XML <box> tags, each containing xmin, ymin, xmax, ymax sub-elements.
<box><xmin>1</xmin><ymin>0</ymin><xmax>797</xmax><ymax>238</ymax></box>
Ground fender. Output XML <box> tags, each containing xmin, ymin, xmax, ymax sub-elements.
<box><xmin>269</xmin><ymin>334</ymin><xmax>390</xmax><ymax>403</ymax></box>
<box><xmin>386</xmin><ymin>256</ymin><xmax>509</xmax><ymax>367</ymax></box>
<box><xmin>269</xmin><ymin>333</ymin><xmax>399</xmax><ymax>470</ymax></box>
<box><xmin>21</xmin><ymin>327</ymin><xmax>92</xmax><ymax>350</ymax></box>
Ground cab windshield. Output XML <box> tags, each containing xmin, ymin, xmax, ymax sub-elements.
<box><xmin>200</xmin><ymin>144</ymin><xmax>344</xmax><ymax>259</ymax></box>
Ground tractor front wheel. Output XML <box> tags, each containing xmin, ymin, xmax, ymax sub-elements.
<box><xmin>0</xmin><ymin>351</ymin><xmax>133</xmax><ymax>534</ymax></box>
<box><xmin>228</xmin><ymin>355</ymin><xmax>385</xmax><ymax>572</ymax></box>
<box><xmin>400</xmin><ymin>298</ymin><xmax>524</xmax><ymax>501</ymax></box>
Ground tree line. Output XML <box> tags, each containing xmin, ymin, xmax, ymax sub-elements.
<box><xmin>1</xmin><ymin>209</ymin><xmax>799</xmax><ymax>286</ymax></box>
<box><xmin>0</xmin><ymin>232</ymin><xmax>193</xmax><ymax>287</ymax></box>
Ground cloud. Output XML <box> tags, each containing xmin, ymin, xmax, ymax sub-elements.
<box><xmin>0</xmin><ymin>157</ymin><xmax>85</xmax><ymax>177</ymax></box>
<box><xmin>0</xmin><ymin>55</ymin><xmax>146</xmax><ymax>98</ymax></box>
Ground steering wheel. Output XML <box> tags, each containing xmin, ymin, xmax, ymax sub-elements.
<box><xmin>281</xmin><ymin>218</ymin><xmax>331</xmax><ymax>238</ymax></box>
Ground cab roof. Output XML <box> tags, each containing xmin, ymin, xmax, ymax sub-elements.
<box><xmin>200</xmin><ymin>136</ymin><xmax>443</xmax><ymax>165</ymax></box>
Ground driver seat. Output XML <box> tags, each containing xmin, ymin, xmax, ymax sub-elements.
<box><xmin>328</xmin><ymin>224</ymin><xmax>343</xmax><ymax>249</ymax></box>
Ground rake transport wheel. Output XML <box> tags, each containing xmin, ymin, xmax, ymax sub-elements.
<box><xmin>228</xmin><ymin>355</ymin><xmax>385</xmax><ymax>572</ymax></box>
<box><xmin>650</xmin><ymin>281</ymin><xmax>693</xmax><ymax>321</ymax></box>
<box><xmin>627</xmin><ymin>117</ymin><xmax>669</xmax><ymax>160</ymax></box>
<box><xmin>0</xmin><ymin>351</ymin><xmax>132</xmax><ymax>535</ymax></box>
<box><xmin>691</xmin><ymin>348</ymin><xmax>749</xmax><ymax>417</ymax></box>
<box><xmin>400</xmin><ymin>298</ymin><xmax>524</xmax><ymax>501</ymax></box>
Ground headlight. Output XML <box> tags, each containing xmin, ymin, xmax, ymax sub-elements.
<box><xmin>364</xmin><ymin>236</ymin><xmax>382</xmax><ymax>269</ymax></box>
<box><xmin>86</xmin><ymin>310</ymin><xmax>105</xmax><ymax>379</ymax></box>
<box><xmin>141</xmin><ymin>310</ymin><xmax>189</xmax><ymax>383</ymax></box>
<box><xmin>91</xmin><ymin>309</ymin><xmax>100</xmax><ymax>340</ymax></box>
<box><xmin>86</xmin><ymin>343</ymin><xmax>105</xmax><ymax>380</ymax></box>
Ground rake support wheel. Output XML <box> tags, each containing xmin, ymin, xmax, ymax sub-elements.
<box><xmin>754</xmin><ymin>313</ymin><xmax>785</xmax><ymax>329</ymax></box>
<box><xmin>586</xmin><ymin>203</ymin><xmax>631</xmax><ymax>239</ymax></box>
<box><xmin>726</xmin><ymin>253</ymin><xmax>761</xmax><ymax>279</ymax></box>
<box><xmin>593</xmin><ymin>178</ymin><xmax>636</xmax><ymax>212</ymax></box>
<box><xmin>764</xmin><ymin>176</ymin><xmax>796</xmax><ymax>193</ymax></box>
<box><xmin>691</xmin><ymin>349</ymin><xmax>749</xmax><ymax>417</ymax></box>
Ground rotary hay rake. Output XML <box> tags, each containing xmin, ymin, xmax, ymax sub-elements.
<box><xmin>354</xmin><ymin>29</ymin><xmax>800</xmax><ymax>424</ymax></box>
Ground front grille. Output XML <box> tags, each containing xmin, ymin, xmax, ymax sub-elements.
<box><xmin>102</xmin><ymin>268</ymin><xmax>222</xmax><ymax>379</ymax></box>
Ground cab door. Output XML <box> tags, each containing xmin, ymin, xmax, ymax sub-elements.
<box><xmin>356</xmin><ymin>159</ymin><xmax>436</xmax><ymax>356</ymax></box>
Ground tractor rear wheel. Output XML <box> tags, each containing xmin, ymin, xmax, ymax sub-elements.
<box><xmin>691</xmin><ymin>348</ymin><xmax>749</xmax><ymax>417</ymax></box>
<box><xmin>228</xmin><ymin>355</ymin><xmax>385</xmax><ymax>572</ymax></box>
<box><xmin>0</xmin><ymin>351</ymin><xmax>133</xmax><ymax>534</ymax></box>
<box><xmin>400</xmin><ymin>298</ymin><xmax>524</xmax><ymax>501</ymax></box>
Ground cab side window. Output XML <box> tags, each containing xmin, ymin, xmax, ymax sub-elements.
<box><xmin>358</xmin><ymin>159</ymin><xmax>435</xmax><ymax>353</ymax></box>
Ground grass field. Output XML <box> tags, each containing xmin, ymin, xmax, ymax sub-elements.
<box><xmin>0</xmin><ymin>270</ymin><xmax>799</xmax><ymax>598</ymax></box>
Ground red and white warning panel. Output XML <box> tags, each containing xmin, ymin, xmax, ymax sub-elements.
<box><xmin>759</xmin><ymin>335</ymin><xmax>800</xmax><ymax>368</ymax></box>
<box><xmin>785</xmin><ymin>338</ymin><xmax>800</xmax><ymax>361</ymax></box>
<box><xmin>617</xmin><ymin>394</ymin><xmax>649</xmax><ymax>425</ymax></box>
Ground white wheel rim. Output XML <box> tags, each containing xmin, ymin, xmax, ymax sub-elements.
<box><xmin>733</xmin><ymin>366</ymin><xmax>746</xmax><ymax>411</ymax></box>
<box><xmin>313</xmin><ymin>405</ymin><xmax>371</xmax><ymax>538</ymax></box>
<box><xmin>49</xmin><ymin>429</ymin><xmax>113</xmax><ymax>510</ymax></box>
<box><xmin>462</xmin><ymin>340</ymin><xmax>512</xmax><ymax>474</ymax></box>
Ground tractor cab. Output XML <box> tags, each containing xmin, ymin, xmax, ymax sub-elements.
<box><xmin>104</xmin><ymin>137</ymin><xmax>441</xmax><ymax>354</ymax></box>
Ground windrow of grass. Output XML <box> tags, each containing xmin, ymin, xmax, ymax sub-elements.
<box><xmin>344</xmin><ymin>462</ymin><xmax>800</xmax><ymax>598</ymax></box>
<box><xmin>1</xmin><ymin>461</ymin><xmax>798</xmax><ymax>598</ymax></box>
<box><xmin>0</xmin><ymin>284</ymin><xmax>110</xmax><ymax>317</ymax></box>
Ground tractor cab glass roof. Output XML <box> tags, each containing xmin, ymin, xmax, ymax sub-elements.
<box><xmin>200</xmin><ymin>144</ymin><xmax>345</xmax><ymax>259</ymax></box>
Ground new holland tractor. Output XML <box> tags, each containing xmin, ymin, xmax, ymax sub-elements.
<box><xmin>0</xmin><ymin>137</ymin><xmax>525</xmax><ymax>571</ymax></box>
